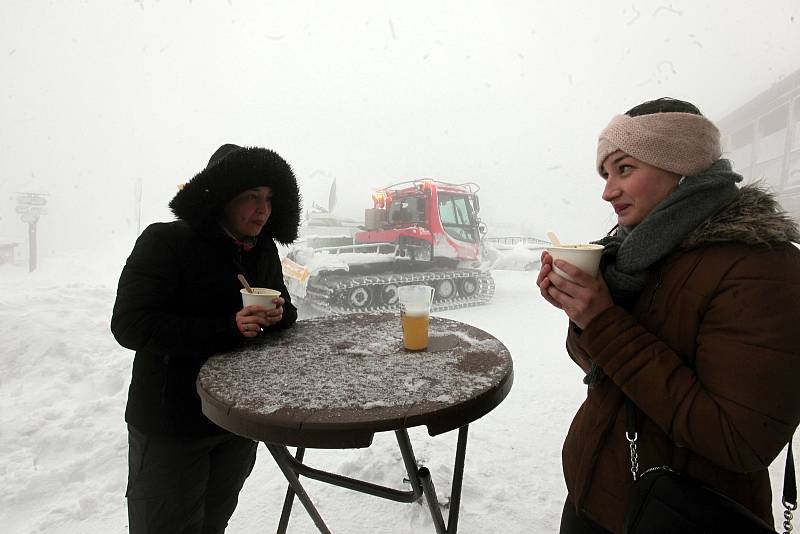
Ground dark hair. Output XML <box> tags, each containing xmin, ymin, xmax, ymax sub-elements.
<box><xmin>625</xmin><ymin>97</ymin><xmax>703</xmax><ymax>117</ymax></box>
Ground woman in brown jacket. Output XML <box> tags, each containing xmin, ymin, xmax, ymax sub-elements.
<box><xmin>537</xmin><ymin>97</ymin><xmax>800</xmax><ymax>533</ymax></box>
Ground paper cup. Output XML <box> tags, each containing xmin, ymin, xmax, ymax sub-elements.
<box><xmin>240</xmin><ymin>288</ymin><xmax>281</xmax><ymax>310</ymax></box>
<box><xmin>547</xmin><ymin>244</ymin><xmax>604</xmax><ymax>282</ymax></box>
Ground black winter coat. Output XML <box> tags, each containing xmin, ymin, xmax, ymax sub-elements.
<box><xmin>111</xmin><ymin>221</ymin><xmax>297</xmax><ymax>437</ymax></box>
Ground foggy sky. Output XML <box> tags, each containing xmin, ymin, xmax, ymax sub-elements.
<box><xmin>1</xmin><ymin>1</ymin><xmax>799</xmax><ymax>256</ymax></box>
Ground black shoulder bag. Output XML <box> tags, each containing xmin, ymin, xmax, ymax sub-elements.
<box><xmin>623</xmin><ymin>399</ymin><xmax>797</xmax><ymax>534</ymax></box>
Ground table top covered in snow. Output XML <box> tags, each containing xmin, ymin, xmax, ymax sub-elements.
<box><xmin>197</xmin><ymin>313</ymin><xmax>513</xmax><ymax>448</ymax></box>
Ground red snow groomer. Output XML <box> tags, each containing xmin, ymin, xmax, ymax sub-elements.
<box><xmin>284</xmin><ymin>180</ymin><xmax>495</xmax><ymax>313</ymax></box>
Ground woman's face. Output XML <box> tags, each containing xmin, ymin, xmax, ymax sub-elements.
<box><xmin>222</xmin><ymin>186</ymin><xmax>272</xmax><ymax>238</ymax></box>
<box><xmin>600</xmin><ymin>150</ymin><xmax>681</xmax><ymax>228</ymax></box>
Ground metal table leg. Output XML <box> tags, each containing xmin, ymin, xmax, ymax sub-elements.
<box><xmin>447</xmin><ymin>425</ymin><xmax>469</xmax><ymax>533</ymax></box>
<box><xmin>266</xmin><ymin>443</ymin><xmax>332</xmax><ymax>534</ymax></box>
<box><xmin>418</xmin><ymin>464</ymin><xmax>447</xmax><ymax>533</ymax></box>
<box><xmin>415</xmin><ymin>425</ymin><xmax>469</xmax><ymax>534</ymax></box>
<box><xmin>277</xmin><ymin>447</ymin><xmax>305</xmax><ymax>534</ymax></box>
<box><xmin>395</xmin><ymin>429</ymin><xmax>424</xmax><ymax>499</ymax></box>
<box><xmin>265</xmin><ymin>424</ymin><xmax>470</xmax><ymax>534</ymax></box>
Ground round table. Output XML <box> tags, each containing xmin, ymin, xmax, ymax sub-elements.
<box><xmin>196</xmin><ymin>312</ymin><xmax>513</xmax><ymax>534</ymax></box>
<box><xmin>197</xmin><ymin>312</ymin><xmax>513</xmax><ymax>448</ymax></box>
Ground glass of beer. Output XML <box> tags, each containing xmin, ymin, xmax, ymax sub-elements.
<box><xmin>397</xmin><ymin>285</ymin><xmax>435</xmax><ymax>351</ymax></box>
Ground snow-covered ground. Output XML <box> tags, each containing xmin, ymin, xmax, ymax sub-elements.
<box><xmin>1</xmin><ymin>251</ymin><xmax>797</xmax><ymax>533</ymax></box>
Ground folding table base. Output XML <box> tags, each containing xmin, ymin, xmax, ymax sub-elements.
<box><xmin>266</xmin><ymin>425</ymin><xmax>469</xmax><ymax>534</ymax></box>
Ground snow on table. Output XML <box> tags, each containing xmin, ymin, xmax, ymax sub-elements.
<box><xmin>197</xmin><ymin>313</ymin><xmax>513</xmax><ymax>447</ymax></box>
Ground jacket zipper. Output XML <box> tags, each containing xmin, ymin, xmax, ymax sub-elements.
<box><xmin>649</xmin><ymin>271</ymin><xmax>663</xmax><ymax>309</ymax></box>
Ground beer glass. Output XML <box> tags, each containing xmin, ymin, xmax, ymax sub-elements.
<box><xmin>397</xmin><ymin>285</ymin><xmax>435</xmax><ymax>350</ymax></box>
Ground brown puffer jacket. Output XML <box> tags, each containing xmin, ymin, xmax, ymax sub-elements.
<box><xmin>563</xmin><ymin>185</ymin><xmax>800</xmax><ymax>533</ymax></box>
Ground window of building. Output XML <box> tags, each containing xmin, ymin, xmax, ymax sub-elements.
<box><xmin>729</xmin><ymin>124</ymin><xmax>754</xmax><ymax>176</ymax></box>
<box><xmin>788</xmin><ymin>97</ymin><xmax>800</xmax><ymax>187</ymax></box>
<box><xmin>757</xmin><ymin>105</ymin><xmax>789</xmax><ymax>163</ymax></box>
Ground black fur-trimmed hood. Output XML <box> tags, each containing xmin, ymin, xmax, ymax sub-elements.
<box><xmin>169</xmin><ymin>145</ymin><xmax>301</xmax><ymax>245</ymax></box>
<box><xmin>683</xmin><ymin>183</ymin><xmax>800</xmax><ymax>249</ymax></box>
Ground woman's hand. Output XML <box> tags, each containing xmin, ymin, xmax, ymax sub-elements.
<box><xmin>536</xmin><ymin>251</ymin><xmax>563</xmax><ymax>309</ymax></box>
<box><xmin>539</xmin><ymin>256</ymin><xmax>614</xmax><ymax>329</ymax></box>
<box><xmin>235</xmin><ymin>297</ymin><xmax>285</xmax><ymax>338</ymax></box>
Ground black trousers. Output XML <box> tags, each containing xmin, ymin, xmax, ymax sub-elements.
<box><xmin>126</xmin><ymin>424</ymin><xmax>258</xmax><ymax>534</ymax></box>
<box><xmin>560</xmin><ymin>498</ymin><xmax>613</xmax><ymax>534</ymax></box>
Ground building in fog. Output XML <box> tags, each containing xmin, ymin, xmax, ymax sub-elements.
<box><xmin>716</xmin><ymin>67</ymin><xmax>800</xmax><ymax>223</ymax></box>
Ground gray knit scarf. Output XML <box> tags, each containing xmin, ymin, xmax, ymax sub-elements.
<box><xmin>583</xmin><ymin>159</ymin><xmax>743</xmax><ymax>386</ymax></box>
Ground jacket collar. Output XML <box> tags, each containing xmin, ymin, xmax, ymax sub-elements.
<box><xmin>682</xmin><ymin>184</ymin><xmax>800</xmax><ymax>249</ymax></box>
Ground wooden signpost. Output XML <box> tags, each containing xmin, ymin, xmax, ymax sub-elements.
<box><xmin>15</xmin><ymin>192</ymin><xmax>48</xmax><ymax>272</ymax></box>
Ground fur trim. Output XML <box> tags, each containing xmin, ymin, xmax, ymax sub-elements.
<box><xmin>683</xmin><ymin>183</ymin><xmax>800</xmax><ymax>248</ymax></box>
<box><xmin>169</xmin><ymin>146</ymin><xmax>301</xmax><ymax>245</ymax></box>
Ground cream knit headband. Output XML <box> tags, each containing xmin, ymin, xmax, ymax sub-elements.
<box><xmin>596</xmin><ymin>112</ymin><xmax>722</xmax><ymax>177</ymax></box>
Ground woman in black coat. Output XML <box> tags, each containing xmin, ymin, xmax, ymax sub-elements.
<box><xmin>111</xmin><ymin>144</ymin><xmax>301</xmax><ymax>533</ymax></box>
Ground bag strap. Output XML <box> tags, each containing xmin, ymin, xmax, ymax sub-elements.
<box><xmin>625</xmin><ymin>398</ymin><xmax>639</xmax><ymax>481</ymax></box>
<box><xmin>623</xmin><ymin>398</ymin><xmax>796</xmax><ymax>532</ymax></box>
